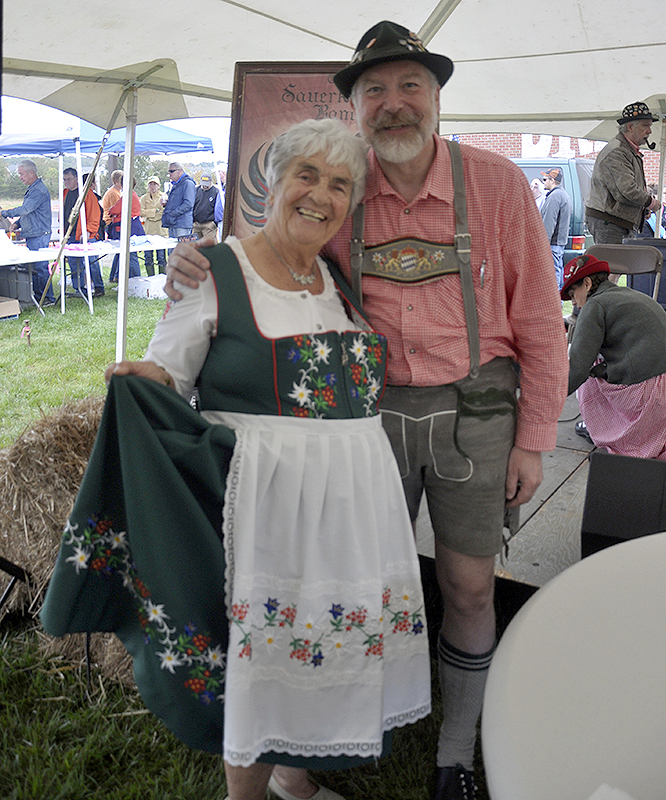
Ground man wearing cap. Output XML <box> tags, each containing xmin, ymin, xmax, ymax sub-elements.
<box><xmin>192</xmin><ymin>171</ymin><xmax>220</xmax><ymax>241</ymax></box>
<box><xmin>163</xmin><ymin>21</ymin><xmax>568</xmax><ymax>799</ymax></box>
<box><xmin>140</xmin><ymin>176</ymin><xmax>167</xmax><ymax>275</ymax></box>
<box><xmin>586</xmin><ymin>102</ymin><xmax>662</xmax><ymax>244</ymax></box>
<box><xmin>539</xmin><ymin>167</ymin><xmax>572</xmax><ymax>289</ymax></box>
<box><xmin>162</xmin><ymin>162</ymin><xmax>196</xmax><ymax>240</ymax></box>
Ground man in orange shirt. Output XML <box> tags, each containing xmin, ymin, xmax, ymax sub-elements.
<box><xmin>102</xmin><ymin>169</ymin><xmax>122</xmax><ymax>227</ymax></box>
<box><xmin>62</xmin><ymin>168</ymin><xmax>104</xmax><ymax>297</ymax></box>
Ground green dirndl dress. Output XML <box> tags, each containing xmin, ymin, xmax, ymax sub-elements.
<box><xmin>41</xmin><ymin>242</ymin><xmax>431</xmax><ymax>766</ymax></box>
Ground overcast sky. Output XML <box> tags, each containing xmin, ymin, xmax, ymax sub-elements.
<box><xmin>1</xmin><ymin>96</ymin><xmax>232</xmax><ymax>165</ymax></box>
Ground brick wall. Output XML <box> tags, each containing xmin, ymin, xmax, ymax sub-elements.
<box><xmin>445</xmin><ymin>132</ymin><xmax>661</xmax><ymax>185</ymax></box>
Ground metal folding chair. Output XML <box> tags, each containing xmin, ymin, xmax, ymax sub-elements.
<box><xmin>586</xmin><ymin>242</ymin><xmax>663</xmax><ymax>301</ymax></box>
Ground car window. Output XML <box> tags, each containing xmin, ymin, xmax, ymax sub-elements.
<box><xmin>576</xmin><ymin>160</ymin><xmax>594</xmax><ymax>205</ymax></box>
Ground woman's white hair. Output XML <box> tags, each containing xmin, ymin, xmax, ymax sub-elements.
<box><xmin>265</xmin><ymin>118</ymin><xmax>368</xmax><ymax>213</ymax></box>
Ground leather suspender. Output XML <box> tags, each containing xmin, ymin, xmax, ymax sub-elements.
<box><xmin>348</xmin><ymin>138</ymin><xmax>481</xmax><ymax>379</ymax></box>
<box><xmin>350</xmin><ymin>202</ymin><xmax>365</xmax><ymax>305</ymax></box>
<box><xmin>448</xmin><ymin>139</ymin><xmax>480</xmax><ymax>379</ymax></box>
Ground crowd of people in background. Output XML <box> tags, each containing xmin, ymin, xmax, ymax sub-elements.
<box><xmin>0</xmin><ymin>159</ymin><xmax>225</xmax><ymax>303</ymax></box>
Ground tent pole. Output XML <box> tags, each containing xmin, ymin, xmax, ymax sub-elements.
<box><xmin>75</xmin><ymin>137</ymin><xmax>94</xmax><ymax>313</ymax></box>
<box><xmin>655</xmin><ymin>99</ymin><xmax>666</xmax><ymax>239</ymax></box>
<box><xmin>115</xmin><ymin>88</ymin><xmax>137</xmax><ymax>363</ymax></box>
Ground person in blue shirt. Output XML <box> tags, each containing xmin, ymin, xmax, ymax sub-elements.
<box><xmin>540</xmin><ymin>167</ymin><xmax>572</xmax><ymax>289</ymax></box>
<box><xmin>161</xmin><ymin>162</ymin><xmax>196</xmax><ymax>240</ymax></box>
<box><xmin>1</xmin><ymin>159</ymin><xmax>55</xmax><ymax>304</ymax></box>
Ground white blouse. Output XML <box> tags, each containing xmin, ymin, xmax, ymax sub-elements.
<box><xmin>144</xmin><ymin>236</ymin><xmax>361</xmax><ymax>399</ymax></box>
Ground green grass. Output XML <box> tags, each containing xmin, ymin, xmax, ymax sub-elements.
<box><xmin>0</xmin><ymin>615</ymin><xmax>489</xmax><ymax>800</ymax></box>
<box><xmin>0</xmin><ymin>617</ymin><xmax>225</xmax><ymax>800</ymax></box>
<box><xmin>0</xmin><ymin>252</ymin><xmax>497</xmax><ymax>799</ymax></box>
<box><xmin>0</xmin><ymin>256</ymin><xmax>165</xmax><ymax>448</ymax></box>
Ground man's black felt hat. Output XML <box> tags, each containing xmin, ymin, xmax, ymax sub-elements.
<box><xmin>334</xmin><ymin>21</ymin><xmax>454</xmax><ymax>100</ymax></box>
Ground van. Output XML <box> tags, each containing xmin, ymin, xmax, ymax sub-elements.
<box><xmin>511</xmin><ymin>158</ymin><xmax>595</xmax><ymax>263</ymax></box>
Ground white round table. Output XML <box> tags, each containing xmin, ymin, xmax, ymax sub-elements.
<box><xmin>482</xmin><ymin>532</ymin><xmax>666</xmax><ymax>800</ymax></box>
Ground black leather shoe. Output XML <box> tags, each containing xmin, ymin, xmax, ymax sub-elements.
<box><xmin>575</xmin><ymin>420</ymin><xmax>593</xmax><ymax>444</ymax></box>
<box><xmin>432</xmin><ymin>764</ymin><xmax>477</xmax><ymax>800</ymax></box>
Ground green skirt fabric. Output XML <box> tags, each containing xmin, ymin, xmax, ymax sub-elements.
<box><xmin>40</xmin><ymin>375</ymin><xmax>391</xmax><ymax>766</ymax></box>
<box><xmin>41</xmin><ymin>375</ymin><xmax>235</xmax><ymax>753</ymax></box>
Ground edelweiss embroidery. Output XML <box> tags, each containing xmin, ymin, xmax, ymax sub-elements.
<box><xmin>62</xmin><ymin>515</ymin><xmax>227</xmax><ymax>705</ymax></box>
<box><xmin>230</xmin><ymin>586</ymin><xmax>425</xmax><ymax>668</ymax></box>
<box><xmin>286</xmin><ymin>331</ymin><xmax>384</xmax><ymax>418</ymax></box>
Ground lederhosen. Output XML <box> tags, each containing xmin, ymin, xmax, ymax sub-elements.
<box><xmin>348</xmin><ymin>140</ymin><xmax>518</xmax><ymax>549</ymax></box>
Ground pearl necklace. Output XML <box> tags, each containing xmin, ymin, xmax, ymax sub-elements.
<box><xmin>262</xmin><ymin>229</ymin><xmax>317</xmax><ymax>286</ymax></box>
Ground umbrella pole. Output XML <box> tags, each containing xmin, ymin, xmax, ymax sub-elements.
<box><xmin>115</xmin><ymin>88</ymin><xmax>138</xmax><ymax>363</ymax></box>
<box><xmin>58</xmin><ymin>156</ymin><xmax>65</xmax><ymax>314</ymax></box>
<box><xmin>655</xmin><ymin>99</ymin><xmax>666</xmax><ymax>239</ymax></box>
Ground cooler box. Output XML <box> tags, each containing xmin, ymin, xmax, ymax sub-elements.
<box><xmin>0</xmin><ymin>296</ymin><xmax>21</xmax><ymax>319</ymax></box>
<box><xmin>0</xmin><ymin>265</ymin><xmax>33</xmax><ymax>305</ymax></box>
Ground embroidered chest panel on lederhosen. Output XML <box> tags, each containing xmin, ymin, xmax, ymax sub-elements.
<box><xmin>362</xmin><ymin>237</ymin><xmax>464</xmax><ymax>284</ymax></box>
<box><xmin>349</xmin><ymin>139</ymin><xmax>480</xmax><ymax>378</ymax></box>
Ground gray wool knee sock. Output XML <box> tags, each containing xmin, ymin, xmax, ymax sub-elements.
<box><xmin>436</xmin><ymin>633</ymin><xmax>495</xmax><ymax>770</ymax></box>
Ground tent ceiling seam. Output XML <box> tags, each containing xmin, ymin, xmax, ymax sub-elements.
<box><xmin>217</xmin><ymin>0</ymin><xmax>351</xmax><ymax>50</ymax></box>
<box><xmin>455</xmin><ymin>40</ymin><xmax>666</xmax><ymax>64</ymax></box>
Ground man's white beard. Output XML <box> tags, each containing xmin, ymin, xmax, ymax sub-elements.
<box><xmin>368</xmin><ymin>107</ymin><xmax>439</xmax><ymax>164</ymax></box>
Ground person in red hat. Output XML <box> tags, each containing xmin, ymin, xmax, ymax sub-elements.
<box><xmin>563</xmin><ymin>253</ymin><xmax>666</xmax><ymax>458</ymax></box>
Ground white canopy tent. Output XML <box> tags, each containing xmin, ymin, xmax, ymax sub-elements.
<box><xmin>3</xmin><ymin>1</ymin><xmax>666</xmax><ymax>353</ymax></box>
<box><xmin>4</xmin><ymin>0</ymin><xmax>665</xmax><ymax>130</ymax></box>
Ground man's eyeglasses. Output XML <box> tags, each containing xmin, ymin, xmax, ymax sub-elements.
<box><xmin>168</xmin><ymin>169</ymin><xmax>179</xmax><ymax>174</ymax></box>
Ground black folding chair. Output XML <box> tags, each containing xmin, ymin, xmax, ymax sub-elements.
<box><xmin>581</xmin><ymin>451</ymin><xmax>666</xmax><ymax>558</ymax></box>
<box><xmin>0</xmin><ymin>556</ymin><xmax>30</xmax><ymax>612</ymax></box>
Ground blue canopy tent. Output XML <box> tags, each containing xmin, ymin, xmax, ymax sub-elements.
<box><xmin>86</xmin><ymin>120</ymin><xmax>213</xmax><ymax>154</ymax></box>
<box><xmin>0</xmin><ymin>115</ymin><xmax>215</xmax><ymax>317</ymax></box>
<box><xmin>0</xmin><ymin>119</ymin><xmax>213</xmax><ymax>156</ymax></box>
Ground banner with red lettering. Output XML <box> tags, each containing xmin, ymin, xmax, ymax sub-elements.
<box><xmin>224</xmin><ymin>62</ymin><xmax>354</xmax><ymax>239</ymax></box>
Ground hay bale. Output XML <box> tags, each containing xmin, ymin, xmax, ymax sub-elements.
<box><xmin>37</xmin><ymin>628</ymin><xmax>136</xmax><ymax>688</ymax></box>
<box><xmin>0</xmin><ymin>397</ymin><xmax>138</xmax><ymax>686</ymax></box>
<box><xmin>0</xmin><ymin>395</ymin><xmax>105</xmax><ymax>616</ymax></box>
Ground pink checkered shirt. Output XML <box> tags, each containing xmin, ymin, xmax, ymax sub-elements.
<box><xmin>324</xmin><ymin>135</ymin><xmax>568</xmax><ymax>452</ymax></box>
